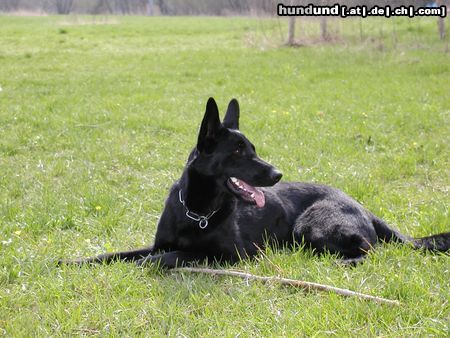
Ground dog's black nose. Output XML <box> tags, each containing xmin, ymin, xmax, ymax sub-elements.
<box><xmin>271</xmin><ymin>170</ymin><xmax>283</xmax><ymax>183</ymax></box>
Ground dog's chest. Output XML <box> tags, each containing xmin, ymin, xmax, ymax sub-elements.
<box><xmin>175</xmin><ymin>219</ymin><xmax>239</xmax><ymax>254</ymax></box>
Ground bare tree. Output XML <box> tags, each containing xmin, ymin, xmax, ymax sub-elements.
<box><xmin>93</xmin><ymin>0</ymin><xmax>113</xmax><ymax>14</ymax></box>
<box><xmin>286</xmin><ymin>17</ymin><xmax>296</xmax><ymax>45</ymax></box>
<box><xmin>436</xmin><ymin>0</ymin><xmax>446</xmax><ymax>40</ymax></box>
<box><xmin>285</xmin><ymin>0</ymin><xmax>299</xmax><ymax>46</ymax></box>
<box><xmin>320</xmin><ymin>0</ymin><xmax>329</xmax><ymax>41</ymax></box>
<box><xmin>228</xmin><ymin>0</ymin><xmax>249</xmax><ymax>13</ymax></box>
<box><xmin>0</xmin><ymin>0</ymin><xmax>21</xmax><ymax>11</ymax></box>
<box><xmin>55</xmin><ymin>0</ymin><xmax>73</xmax><ymax>14</ymax></box>
<box><xmin>114</xmin><ymin>0</ymin><xmax>130</xmax><ymax>14</ymax></box>
<box><xmin>147</xmin><ymin>0</ymin><xmax>154</xmax><ymax>15</ymax></box>
<box><xmin>157</xmin><ymin>0</ymin><xmax>169</xmax><ymax>15</ymax></box>
<box><xmin>320</xmin><ymin>17</ymin><xmax>329</xmax><ymax>40</ymax></box>
<box><xmin>438</xmin><ymin>17</ymin><xmax>444</xmax><ymax>40</ymax></box>
<box><xmin>0</xmin><ymin>0</ymin><xmax>443</xmax><ymax>18</ymax></box>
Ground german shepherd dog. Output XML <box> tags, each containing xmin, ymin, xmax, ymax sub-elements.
<box><xmin>62</xmin><ymin>98</ymin><xmax>449</xmax><ymax>268</ymax></box>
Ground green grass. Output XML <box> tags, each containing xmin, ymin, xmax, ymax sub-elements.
<box><xmin>0</xmin><ymin>15</ymin><xmax>449</xmax><ymax>336</ymax></box>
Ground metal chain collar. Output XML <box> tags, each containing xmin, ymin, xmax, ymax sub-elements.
<box><xmin>178</xmin><ymin>190</ymin><xmax>219</xmax><ymax>229</ymax></box>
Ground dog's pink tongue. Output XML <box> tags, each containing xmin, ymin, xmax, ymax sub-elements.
<box><xmin>253</xmin><ymin>188</ymin><xmax>265</xmax><ymax>208</ymax></box>
<box><xmin>235</xmin><ymin>178</ymin><xmax>265</xmax><ymax>208</ymax></box>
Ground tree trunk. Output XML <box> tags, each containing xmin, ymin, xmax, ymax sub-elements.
<box><xmin>436</xmin><ymin>0</ymin><xmax>446</xmax><ymax>40</ymax></box>
<box><xmin>147</xmin><ymin>0</ymin><xmax>154</xmax><ymax>15</ymax></box>
<box><xmin>55</xmin><ymin>0</ymin><xmax>73</xmax><ymax>14</ymax></box>
<box><xmin>287</xmin><ymin>17</ymin><xmax>296</xmax><ymax>45</ymax></box>
<box><xmin>359</xmin><ymin>18</ymin><xmax>363</xmax><ymax>42</ymax></box>
<box><xmin>439</xmin><ymin>17</ymin><xmax>445</xmax><ymax>40</ymax></box>
<box><xmin>1</xmin><ymin>0</ymin><xmax>21</xmax><ymax>11</ymax></box>
<box><xmin>320</xmin><ymin>17</ymin><xmax>328</xmax><ymax>41</ymax></box>
<box><xmin>157</xmin><ymin>0</ymin><xmax>169</xmax><ymax>15</ymax></box>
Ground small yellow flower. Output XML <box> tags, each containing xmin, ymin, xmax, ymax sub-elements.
<box><xmin>283</xmin><ymin>111</ymin><xmax>290</xmax><ymax>116</ymax></box>
<box><xmin>14</xmin><ymin>230</ymin><xmax>22</xmax><ymax>236</ymax></box>
<box><xmin>362</xmin><ymin>112</ymin><xmax>368</xmax><ymax>118</ymax></box>
<box><xmin>95</xmin><ymin>206</ymin><xmax>102</xmax><ymax>211</ymax></box>
<box><xmin>271</xmin><ymin>110</ymin><xmax>277</xmax><ymax>113</ymax></box>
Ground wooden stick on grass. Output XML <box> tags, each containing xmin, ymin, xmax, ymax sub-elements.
<box><xmin>173</xmin><ymin>267</ymin><xmax>400</xmax><ymax>306</ymax></box>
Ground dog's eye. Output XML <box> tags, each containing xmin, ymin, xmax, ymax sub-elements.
<box><xmin>235</xmin><ymin>141</ymin><xmax>245</xmax><ymax>154</ymax></box>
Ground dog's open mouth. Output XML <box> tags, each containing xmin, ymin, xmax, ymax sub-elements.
<box><xmin>227</xmin><ymin>177</ymin><xmax>265</xmax><ymax>208</ymax></box>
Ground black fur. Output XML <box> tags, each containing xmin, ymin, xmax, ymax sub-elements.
<box><xmin>61</xmin><ymin>98</ymin><xmax>450</xmax><ymax>268</ymax></box>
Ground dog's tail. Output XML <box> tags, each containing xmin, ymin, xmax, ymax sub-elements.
<box><xmin>372</xmin><ymin>216</ymin><xmax>450</xmax><ymax>252</ymax></box>
<box><xmin>412</xmin><ymin>233</ymin><xmax>450</xmax><ymax>252</ymax></box>
<box><xmin>58</xmin><ymin>246</ymin><xmax>154</xmax><ymax>265</ymax></box>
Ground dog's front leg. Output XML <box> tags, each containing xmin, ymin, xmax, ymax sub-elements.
<box><xmin>136</xmin><ymin>251</ymin><xmax>210</xmax><ymax>269</ymax></box>
<box><xmin>58</xmin><ymin>245</ymin><xmax>156</xmax><ymax>265</ymax></box>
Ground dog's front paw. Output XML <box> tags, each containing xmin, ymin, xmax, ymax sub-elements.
<box><xmin>135</xmin><ymin>258</ymin><xmax>145</xmax><ymax>266</ymax></box>
<box><xmin>336</xmin><ymin>256</ymin><xmax>366</xmax><ymax>266</ymax></box>
<box><xmin>135</xmin><ymin>256</ymin><xmax>151</xmax><ymax>267</ymax></box>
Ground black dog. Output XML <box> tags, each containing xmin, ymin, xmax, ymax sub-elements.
<box><xmin>63</xmin><ymin>98</ymin><xmax>449</xmax><ymax>268</ymax></box>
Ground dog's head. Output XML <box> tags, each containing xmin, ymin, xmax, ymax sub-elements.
<box><xmin>190</xmin><ymin>97</ymin><xmax>282</xmax><ymax>208</ymax></box>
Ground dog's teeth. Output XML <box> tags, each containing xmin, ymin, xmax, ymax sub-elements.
<box><xmin>250</xmin><ymin>193</ymin><xmax>255</xmax><ymax>198</ymax></box>
<box><xmin>231</xmin><ymin>177</ymin><xmax>237</xmax><ymax>183</ymax></box>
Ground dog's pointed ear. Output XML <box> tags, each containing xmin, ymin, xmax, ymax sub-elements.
<box><xmin>223</xmin><ymin>98</ymin><xmax>240</xmax><ymax>130</ymax></box>
<box><xmin>197</xmin><ymin>97</ymin><xmax>221</xmax><ymax>153</ymax></box>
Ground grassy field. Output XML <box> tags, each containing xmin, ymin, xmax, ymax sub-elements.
<box><xmin>0</xmin><ymin>15</ymin><xmax>449</xmax><ymax>336</ymax></box>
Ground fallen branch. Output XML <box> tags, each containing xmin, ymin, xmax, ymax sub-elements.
<box><xmin>173</xmin><ymin>267</ymin><xmax>400</xmax><ymax>306</ymax></box>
